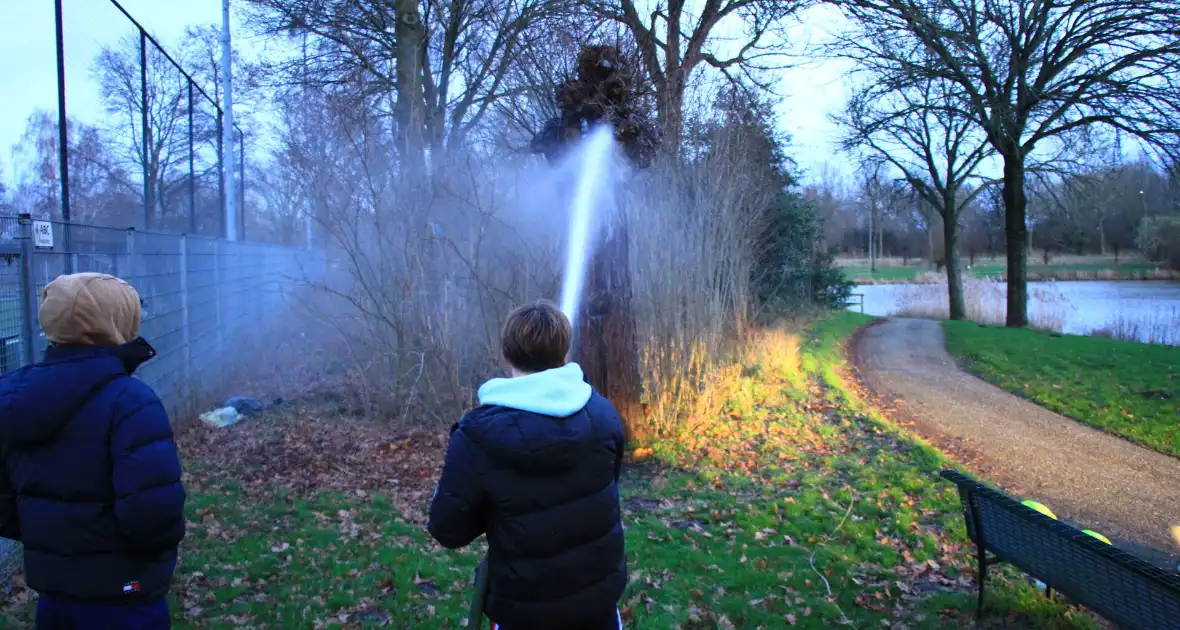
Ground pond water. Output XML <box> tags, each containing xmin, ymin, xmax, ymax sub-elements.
<box><xmin>850</xmin><ymin>280</ymin><xmax>1180</xmax><ymax>345</ymax></box>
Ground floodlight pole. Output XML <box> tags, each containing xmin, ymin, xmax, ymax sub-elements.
<box><xmin>221</xmin><ymin>0</ymin><xmax>238</xmax><ymax>241</ymax></box>
<box><xmin>54</xmin><ymin>0</ymin><xmax>75</xmax><ymax>273</ymax></box>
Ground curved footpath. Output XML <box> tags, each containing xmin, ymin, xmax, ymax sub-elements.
<box><xmin>852</xmin><ymin>317</ymin><xmax>1180</xmax><ymax>571</ymax></box>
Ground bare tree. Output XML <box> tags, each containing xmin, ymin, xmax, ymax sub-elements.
<box><xmin>252</xmin><ymin>156</ymin><xmax>312</xmax><ymax>246</ymax></box>
<box><xmin>93</xmin><ymin>35</ymin><xmax>193</xmax><ymax>228</ymax></box>
<box><xmin>833</xmin><ymin>0</ymin><xmax>1180</xmax><ymax>326</ymax></box>
<box><xmin>0</xmin><ymin>161</ymin><xmax>8</xmax><ymax>215</ymax></box>
<box><xmin>838</xmin><ymin>76</ymin><xmax>993</xmax><ymax>319</ymax></box>
<box><xmin>89</xmin><ymin>30</ymin><xmax>238</xmax><ymax>234</ymax></box>
<box><xmin>583</xmin><ymin>0</ymin><xmax>804</xmax><ymax>154</ymax></box>
<box><xmin>244</xmin><ymin>0</ymin><xmax>570</xmax><ymax>165</ymax></box>
<box><xmin>9</xmin><ymin>111</ymin><xmax>138</xmax><ymax>227</ymax></box>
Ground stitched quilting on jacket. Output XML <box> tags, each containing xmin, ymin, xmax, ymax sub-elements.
<box><xmin>428</xmin><ymin>363</ymin><xmax>627</xmax><ymax>629</ymax></box>
<box><xmin>0</xmin><ymin>342</ymin><xmax>186</xmax><ymax>603</ymax></box>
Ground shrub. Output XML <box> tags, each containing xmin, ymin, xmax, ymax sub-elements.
<box><xmin>752</xmin><ymin>192</ymin><xmax>853</xmax><ymax>313</ymax></box>
<box><xmin>1136</xmin><ymin>215</ymin><xmax>1180</xmax><ymax>271</ymax></box>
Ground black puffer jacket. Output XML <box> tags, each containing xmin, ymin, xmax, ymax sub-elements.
<box><xmin>0</xmin><ymin>341</ymin><xmax>185</xmax><ymax>603</ymax></box>
<box><xmin>427</xmin><ymin>363</ymin><xmax>627</xmax><ymax>628</ymax></box>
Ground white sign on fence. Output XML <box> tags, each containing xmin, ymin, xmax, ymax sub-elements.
<box><xmin>32</xmin><ymin>221</ymin><xmax>53</xmax><ymax>249</ymax></box>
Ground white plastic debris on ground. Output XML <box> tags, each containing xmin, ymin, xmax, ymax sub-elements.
<box><xmin>199</xmin><ymin>406</ymin><xmax>242</xmax><ymax>428</ymax></box>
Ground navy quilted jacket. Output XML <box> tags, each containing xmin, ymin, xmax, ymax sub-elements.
<box><xmin>428</xmin><ymin>363</ymin><xmax>627</xmax><ymax>628</ymax></box>
<box><xmin>0</xmin><ymin>340</ymin><xmax>186</xmax><ymax>603</ymax></box>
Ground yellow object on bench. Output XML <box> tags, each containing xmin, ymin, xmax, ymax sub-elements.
<box><xmin>1021</xmin><ymin>500</ymin><xmax>1057</xmax><ymax>520</ymax></box>
<box><xmin>1082</xmin><ymin>530</ymin><xmax>1112</xmax><ymax>545</ymax></box>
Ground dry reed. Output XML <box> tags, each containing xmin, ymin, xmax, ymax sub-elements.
<box><xmin>1087</xmin><ymin>306</ymin><xmax>1180</xmax><ymax>345</ymax></box>
<box><xmin>289</xmin><ymin>96</ymin><xmax>773</xmax><ymax>437</ymax></box>
<box><xmin>893</xmin><ymin>276</ymin><xmax>1071</xmax><ymax>332</ymax></box>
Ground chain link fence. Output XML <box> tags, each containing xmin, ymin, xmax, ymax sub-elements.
<box><xmin>0</xmin><ymin>213</ymin><xmax>323</xmax><ymax>583</ymax></box>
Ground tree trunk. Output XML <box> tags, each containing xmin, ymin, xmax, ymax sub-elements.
<box><xmin>869</xmin><ymin>200</ymin><xmax>876</xmax><ymax>272</ymax></box>
<box><xmin>574</xmin><ymin>206</ymin><xmax>643</xmax><ymax>443</ymax></box>
<box><xmin>392</xmin><ymin>0</ymin><xmax>425</xmax><ymax>174</ymax></box>
<box><xmin>658</xmin><ymin>78</ymin><xmax>685</xmax><ymax>158</ymax></box>
<box><xmin>943</xmin><ymin>211</ymin><xmax>966</xmax><ymax>320</ymax></box>
<box><xmin>878</xmin><ymin>222</ymin><xmax>884</xmax><ymax>261</ymax></box>
<box><xmin>1001</xmin><ymin>152</ymin><xmax>1029</xmax><ymax>327</ymax></box>
<box><xmin>927</xmin><ymin>223</ymin><xmax>935</xmax><ymax>263</ymax></box>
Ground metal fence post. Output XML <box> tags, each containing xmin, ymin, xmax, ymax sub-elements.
<box><xmin>238</xmin><ymin>128</ymin><xmax>245</xmax><ymax>241</ymax></box>
<box><xmin>140</xmin><ymin>29</ymin><xmax>150</xmax><ymax>231</ymax></box>
<box><xmin>179</xmin><ymin>234</ymin><xmax>192</xmax><ymax>409</ymax></box>
<box><xmin>214</xmin><ymin>239</ymin><xmax>224</xmax><ymax>357</ymax></box>
<box><xmin>188</xmin><ymin>82</ymin><xmax>196</xmax><ymax>235</ymax></box>
<box><xmin>305</xmin><ymin>199</ymin><xmax>313</xmax><ymax>250</ymax></box>
<box><xmin>16</xmin><ymin>215</ymin><xmax>38</xmax><ymax>367</ymax></box>
<box><xmin>125</xmin><ymin>228</ymin><xmax>137</xmax><ymax>287</ymax></box>
<box><xmin>217</xmin><ymin>112</ymin><xmax>226</xmax><ymax>239</ymax></box>
<box><xmin>54</xmin><ymin>0</ymin><xmax>74</xmax><ymax>275</ymax></box>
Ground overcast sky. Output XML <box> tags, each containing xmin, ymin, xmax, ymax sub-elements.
<box><xmin>0</xmin><ymin>1</ymin><xmax>855</xmax><ymax>189</ymax></box>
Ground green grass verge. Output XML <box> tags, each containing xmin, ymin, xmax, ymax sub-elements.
<box><xmin>841</xmin><ymin>261</ymin><xmax>1160</xmax><ymax>283</ymax></box>
<box><xmin>970</xmin><ymin>261</ymin><xmax>1158</xmax><ymax>280</ymax></box>
<box><xmin>796</xmin><ymin>314</ymin><xmax>1098</xmax><ymax>628</ymax></box>
<box><xmin>841</xmin><ymin>266</ymin><xmax>921</xmax><ymax>282</ymax></box>
<box><xmin>944</xmin><ymin>320</ymin><xmax>1180</xmax><ymax>458</ymax></box>
<box><xmin>0</xmin><ymin>313</ymin><xmax>1097</xmax><ymax>629</ymax></box>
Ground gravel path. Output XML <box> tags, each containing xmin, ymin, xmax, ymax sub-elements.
<box><xmin>852</xmin><ymin>317</ymin><xmax>1180</xmax><ymax>570</ymax></box>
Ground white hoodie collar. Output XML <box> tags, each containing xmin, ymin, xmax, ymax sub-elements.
<box><xmin>477</xmin><ymin>363</ymin><xmax>593</xmax><ymax>418</ymax></box>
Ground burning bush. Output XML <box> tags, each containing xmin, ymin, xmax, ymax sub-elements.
<box><xmin>530</xmin><ymin>45</ymin><xmax>660</xmax><ymax>168</ymax></box>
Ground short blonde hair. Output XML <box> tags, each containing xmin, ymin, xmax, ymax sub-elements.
<box><xmin>501</xmin><ymin>300</ymin><xmax>571</xmax><ymax>372</ymax></box>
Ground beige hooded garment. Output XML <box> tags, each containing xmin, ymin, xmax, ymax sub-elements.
<box><xmin>37</xmin><ymin>272</ymin><xmax>142</xmax><ymax>346</ymax></box>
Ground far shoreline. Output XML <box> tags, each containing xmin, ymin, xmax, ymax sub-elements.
<box><xmin>853</xmin><ymin>272</ymin><xmax>1180</xmax><ymax>285</ymax></box>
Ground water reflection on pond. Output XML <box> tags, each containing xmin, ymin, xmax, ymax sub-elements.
<box><xmin>850</xmin><ymin>280</ymin><xmax>1180</xmax><ymax>345</ymax></box>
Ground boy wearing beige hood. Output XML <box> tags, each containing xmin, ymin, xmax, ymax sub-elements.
<box><xmin>0</xmin><ymin>273</ymin><xmax>185</xmax><ymax>629</ymax></box>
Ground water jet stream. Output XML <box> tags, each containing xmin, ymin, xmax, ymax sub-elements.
<box><xmin>559</xmin><ymin>126</ymin><xmax>616</xmax><ymax>328</ymax></box>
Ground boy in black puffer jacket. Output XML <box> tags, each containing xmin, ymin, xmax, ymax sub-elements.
<box><xmin>428</xmin><ymin>300</ymin><xmax>626</xmax><ymax>630</ymax></box>
<box><xmin>0</xmin><ymin>273</ymin><xmax>185</xmax><ymax>630</ymax></box>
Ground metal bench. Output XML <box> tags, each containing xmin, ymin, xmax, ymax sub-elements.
<box><xmin>941</xmin><ymin>470</ymin><xmax>1180</xmax><ymax>629</ymax></box>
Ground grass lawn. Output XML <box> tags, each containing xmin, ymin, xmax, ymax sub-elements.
<box><xmin>0</xmin><ymin>313</ymin><xmax>1098</xmax><ymax>628</ymax></box>
<box><xmin>969</xmin><ymin>261</ymin><xmax>1158</xmax><ymax>280</ymax></box>
<box><xmin>842</xmin><ymin>266</ymin><xmax>921</xmax><ymax>283</ymax></box>
<box><xmin>944</xmin><ymin>320</ymin><xmax>1180</xmax><ymax>458</ymax></box>
<box><xmin>840</xmin><ymin>260</ymin><xmax>1162</xmax><ymax>284</ymax></box>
